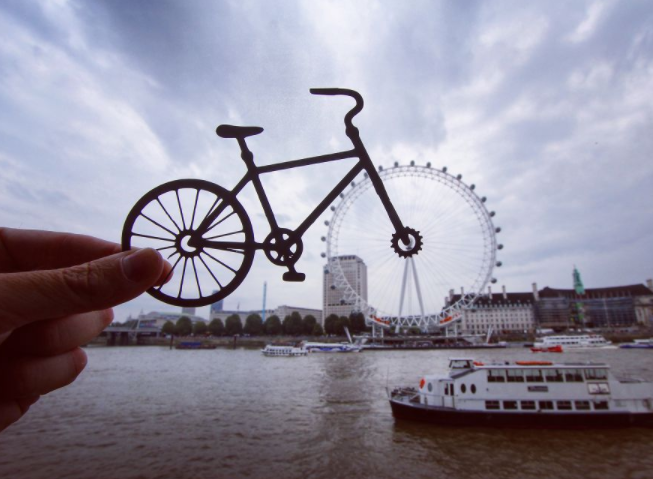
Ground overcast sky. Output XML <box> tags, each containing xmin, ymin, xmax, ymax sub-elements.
<box><xmin>1</xmin><ymin>0</ymin><xmax>652</xmax><ymax>321</ymax></box>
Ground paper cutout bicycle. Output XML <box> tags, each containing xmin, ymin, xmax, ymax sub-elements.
<box><xmin>122</xmin><ymin>89</ymin><xmax>422</xmax><ymax>307</ymax></box>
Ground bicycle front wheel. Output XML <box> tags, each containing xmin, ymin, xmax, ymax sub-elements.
<box><xmin>122</xmin><ymin>179</ymin><xmax>254</xmax><ymax>307</ymax></box>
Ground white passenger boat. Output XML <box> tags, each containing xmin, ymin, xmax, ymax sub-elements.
<box><xmin>261</xmin><ymin>344</ymin><xmax>307</xmax><ymax>357</ymax></box>
<box><xmin>533</xmin><ymin>334</ymin><xmax>614</xmax><ymax>349</ymax></box>
<box><xmin>620</xmin><ymin>339</ymin><xmax>653</xmax><ymax>349</ymax></box>
<box><xmin>389</xmin><ymin>358</ymin><xmax>653</xmax><ymax>428</ymax></box>
<box><xmin>301</xmin><ymin>341</ymin><xmax>362</xmax><ymax>353</ymax></box>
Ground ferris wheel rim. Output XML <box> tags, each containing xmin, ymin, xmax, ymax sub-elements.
<box><xmin>325</xmin><ymin>163</ymin><xmax>499</xmax><ymax>329</ymax></box>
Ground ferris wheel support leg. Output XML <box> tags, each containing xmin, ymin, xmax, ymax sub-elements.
<box><xmin>398</xmin><ymin>259</ymin><xmax>410</xmax><ymax>318</ymax></box>
<box><xmin>409</xmin><ymin>257</ymin><xmax>425</xmax><ymax>320</ymax></box>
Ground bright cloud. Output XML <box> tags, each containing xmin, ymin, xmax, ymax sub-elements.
<box><xmin>1</xmin><ymin>0</ymin><xmax>652</xmax><ymax>321</ymax></box>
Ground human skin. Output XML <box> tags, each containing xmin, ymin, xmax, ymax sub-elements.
<box><xmin>0</xmin><ymin>228</ymin><xmax>171</xmax><ymax>432</ymax></box>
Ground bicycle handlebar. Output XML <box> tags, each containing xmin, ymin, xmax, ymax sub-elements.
<box><xmin>310</xmin><ymin>88</ymin><xmax>364</xmax><ymax>129</ymax></box>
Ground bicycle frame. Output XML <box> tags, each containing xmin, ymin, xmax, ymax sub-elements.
<box><xmin>193</xmin><ymin>89</ymin><xmax>405</xmax><ymax>254</ymax></box>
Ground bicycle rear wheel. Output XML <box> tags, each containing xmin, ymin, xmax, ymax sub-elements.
<box><xmin>122</xmin><ymin>179</ymin><xmax>254</xmax><ymax>307</ymax></box>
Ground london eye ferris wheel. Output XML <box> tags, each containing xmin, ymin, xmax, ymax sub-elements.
<box><xmin>324</xmin><ymin>162</ymin><xmax>502</xmax><ymax>331</ymax></box>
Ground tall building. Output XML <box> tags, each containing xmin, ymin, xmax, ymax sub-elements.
<box><xmin>210</xmin><ymin>296</ymin><xmax>224</xmax><ymax>315</ymax></box>
<box><xmin>323</xmin><ymin>255</ymin><xmax>368</xmax><ymax>324</ymax></box>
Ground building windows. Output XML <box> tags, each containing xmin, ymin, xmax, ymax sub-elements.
<box><xmin>521</xmin><ymin>401</ymin><xmax>536</xmax><ymax>410</ymax></box>
<box><xmin>564</xmin><ymin>369</ymin><xmax>584</xmax><ymax>382</ymax></box>
<box><xmin>575</xmin><ymin>400</ymin><xmax>591</xmax><ymax>410</ymax></box>
<box><xmin>594</xmin><ymin>401</ymin><xmax>609</xmax><ymax>410</ymax></box>
<box><xmin>556</xmin><ymin>401</ymin><xmax>572</xmax><ymax>411</ymax></box>
<box><xmin>485</xmin><ymin>400</ymin><xmax>500</xmax><ymax>410</ymax></box>
<box><xmin>539</xmin><ymin>401</ymin><xmax>554</xmax><ymax>410</ymax></box>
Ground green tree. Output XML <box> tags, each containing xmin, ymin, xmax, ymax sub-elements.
<box><xmin>302</xmin><ymin>315</ymin><xmax>317</xmax><ymax>335</ymax></box>
<box><xmin>161</xmin><ymin>320</ymin><xmax>175</xmax><ymax>336</ymax></box>
<box><xmin>336</xmin><ymin>316</ymin><xmax>351</xmax><ymax>335</ymax></box>
<box><xmin>208</xmin><ymin>318</ymin><xmax>225</xmax><ymax>336</ymax></box>
<box><xmin>225</xmin><ymin>314</ymin><xmax>243</xmax><ymax>336</ymax></box>
<box><xmin>324</xmin><ymin>314</ymin><xmax>339</xmax><ymax>335</ymax></box>
<box><xmin>175</xmin><ymin>316</ymin><xmax>193</xmax><ymax>336</ymax></box>
<box><xmin>264</xmin><ymin>315</ymin><xmax>282</xmax><ymax>335</ymax></box>
<box><xmin>312</xmin><ymin>323</ymin><xmax>324</xmax><ymax>336</ymax></box>
<box><xmin>283</xmin><ymin>311</ymin><xmax>303</xmax><ymax>336</ymax></box>
<box><xmin>349</xmin><ymin>312</ymin><xmax>367</xmax><ymax>334</ymax></box>
<box><xmin>244</xmin><ymin>314</ymin><xmax>264</xmax><ymax>336</ymax></box>
<box><xmin>193</xmin><ymin>321</ymin><xmax>208</xmax><ymax>336</ymax></box>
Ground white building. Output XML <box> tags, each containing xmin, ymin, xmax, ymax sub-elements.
<box><xmin>448</xmin><ymin>286</ymin><xmax>537</xmax><ymax>335</ymax></box>
<box><xmin>323</xmin><ymin>255</ymin><xmax>368</xmax><ymax>324</ymax></box>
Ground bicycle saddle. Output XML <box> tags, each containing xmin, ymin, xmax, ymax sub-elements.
<box><xmin>216</xmin><ymin>124</ymin><xmax>264</xmax><ymax>139</ymax></box>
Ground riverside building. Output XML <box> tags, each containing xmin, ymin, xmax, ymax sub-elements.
<box><xmin>447</xmin><ymin>275</ymin><xmax>653</xmax><ymax>334</ymax></box>
<box><xmin>448</xmin><ymin>285</ymin><xmax>537</xmax><ymax>336</ymax></box>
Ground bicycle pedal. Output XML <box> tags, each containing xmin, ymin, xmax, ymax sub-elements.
<box><xmin>282</xmin><ymin>271</ymin><xmax>306</xmax><ymax>282</ymax></box>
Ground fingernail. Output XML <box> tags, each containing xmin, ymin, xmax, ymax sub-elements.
<box><xmin>122</xmin><ymin>248</ymin><xmax>160</xmax><ymax>282</ymax></box>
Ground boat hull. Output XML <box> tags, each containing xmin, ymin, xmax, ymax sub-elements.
<box><xmin>389</xmin><ymin>399</ymin><xmax>653</xmax><ymax>429</ymax></box>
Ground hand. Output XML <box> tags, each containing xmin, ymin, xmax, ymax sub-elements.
<box><xmin>0</xmin><ymin>228</ymin><xmax>171</xmax><ymax>432</ymax></box>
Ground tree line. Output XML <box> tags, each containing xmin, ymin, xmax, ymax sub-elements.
<box><xmin>161</xmin><ymin>311</ymin><xmax>369</xmax><ymax>337</ymax></box>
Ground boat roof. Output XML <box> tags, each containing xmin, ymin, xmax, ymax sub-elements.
<box><xmin>474</xmin><ymin>361</ymin><xmax>610</xmax><ymax>369</ymax></box>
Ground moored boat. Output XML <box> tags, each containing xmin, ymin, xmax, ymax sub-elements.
<box><xmin>175</xmin><ymin>341</ymin><xmax>218</xmax><ymax>350</ymax></box>
<box><xmin>389</xmin><ymin>358</ymin><xmax>653</xmax><ymax>428</ymax></box>
<box><xmin>261</xmin><ymin>344</ymin><xmax>307</xmax><ymax>357</ymax></box>
<box><xmin>620</xmin><ymin>339</ymin><xmax>653</xmax><ymax>349</ymax></box>
<box><xmin>301</xmin><ymin>341</ymin><xmax>362</xmax><ymax>353</ymax></box>
<box><xmin>531</xmin><ymin>345</ymin><xmax>563</xmax><ymax>353</ymax></box>
<box><xmin>533</xmin><ymin>334</ymin><xmax>613</xmax><ymax>350</ymax></box>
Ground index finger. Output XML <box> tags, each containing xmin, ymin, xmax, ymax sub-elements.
<box><xmin>0</xmin><ymin>228</ymin><xmax>121</xmax><ymax>273</ymax></box>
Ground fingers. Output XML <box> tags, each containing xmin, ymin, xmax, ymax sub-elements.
<box><xmin>0</xmin><ymin>348</ymin><xmax>87</xmax><ymax>400</ymax></box>
<box><xmin>0</xmin><ymin>248</ymin><xmax>171</xmax><ymax>332</ymax></box>
<box><xmin>1</xmin><ymin>310</ymin><xmax>114</xmax><ymax>357</ymax></box>
<box><xmin>0</xmin><ymin>228</ymin><xmax>121</xmax><ymax>273</ymax></box>
<box><xmin>0</xmin><ymin>397</ymin><xmax>39</xmax><ymax>433</ymax></box>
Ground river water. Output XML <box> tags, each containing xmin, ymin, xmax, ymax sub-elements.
<box><xmin>1</xmin><ymin>346</ymin><xmax>652</xmax><ymax>479</ymax></box>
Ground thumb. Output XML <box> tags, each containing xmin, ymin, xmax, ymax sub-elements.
<box><xmin>0</xmin><ymin>248</ymin><xmax>167</xmax><ymax>331</ymax></box>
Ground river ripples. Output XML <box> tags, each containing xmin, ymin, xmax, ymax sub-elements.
<box><xmin>1</xmin><ymin>346</ymin><xmax>652</xmax><ymax>479</ymax></box>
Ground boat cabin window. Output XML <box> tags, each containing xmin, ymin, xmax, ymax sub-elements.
<box><xmin>485</xmin><ymin>400</ymin><xmax>500</xmax><ymax>410</ymax></box>
<box><xmin>427</xmin><ymin>382</ymin><xmax>433</xmax><ymax>392</ymax></box>
<box><xmin>450</xmin><ymin>359</ymin><xmax>473</xmax><ymax>369</ymax></box>
<box><xmin>584</xmin><ymin>369</ymin><xmax>608</xmax><ymax>380</ymax></box>
<box><xmin>521</xmin><ymin>400</ymin><xmax>536</xmax><ymax>410</ymax></box>
<box><xmin>471</xmin><ymin>384</ymin><xmax>477</xmax><ymax>394</ymax></box>
<box><xmin>461</xmin><ymin>384</ymin><xmax>467</xmax><ymax>393</ymax></box>
<box><xmin>587</xmin><ymin>383</ymin><xmax>611</xmax><ymax>395</ymax></box>
<box><xmin>539</xmin><ymin>401</ymin><xmax>554</xmax><ymax>410</ymax></box>
<box><xmin>506</xmin><ymin>369</ymin><xmax>525</xmax><ymax>383</ymax></box>
<box><xmin>594</xmin><ymin>401</ymin><xmax>609</xmax><ymax>410</ymax></box>
<box><xmin>556</xmin><ymin>400</ymin><xmax>572</xmax><ymax>411</ymax></box>
<box><xmin>524</xmin><ymin>369</ymin><xmax>544</xmax><ymax>383</ymax></box>
<box><xmin>575</xmin><ymin>400</ymin><xmax>591</xmax><ymax>410</ymax></box>
<box><xmin>564</xmin><ymin>369</ymin><xmax>584</xmax><ymax>382</ymax></box>
<box><xmin>543</xmin><ymin>369</ymin><xmax>564</xmax><ymax>382</ymax></box>
<box><xmin>503</xmin><ymin>401</ymin><xmax>518</xmax><ymax>410</ymax></box>
<box><xmin>488</xmin><ymin>369</ymin><xmax>506</xmax><ymax>382</ymax></box>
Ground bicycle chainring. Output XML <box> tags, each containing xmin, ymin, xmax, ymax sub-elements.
<box><xmin>391</xmin><ymin>227</ymin><xmax>423</xmax><ymax>258</ymax></box>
